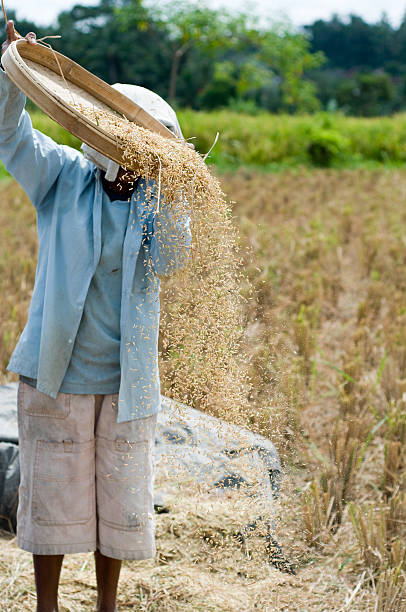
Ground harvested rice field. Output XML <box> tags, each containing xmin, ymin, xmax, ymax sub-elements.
<box><xmin>1</xmin><ymin>167</ymin><xmax>406</xmax><ymax>610</ymax></box>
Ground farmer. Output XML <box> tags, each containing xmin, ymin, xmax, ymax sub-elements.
<box><xmin>1</xmin><ymin>21</ymin><xmax>191</xmax><ymax>612</ymax></box>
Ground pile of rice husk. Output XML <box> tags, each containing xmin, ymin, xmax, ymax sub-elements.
<box><xmin>73</xmin><ymin>102</ymin><xmax>252</xmax><ymax>426</ymax></box>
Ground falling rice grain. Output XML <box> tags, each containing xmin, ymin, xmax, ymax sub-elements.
<box><xmin>72</xmin><ymin>102</ymin><xmax>252</xmax><ymax>426</ymax></box>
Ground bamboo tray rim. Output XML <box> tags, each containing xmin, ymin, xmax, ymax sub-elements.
<box><xmin>1</xmin><ymin>40</ymin><xmax>177</xmax><ymax>167</ymax></box>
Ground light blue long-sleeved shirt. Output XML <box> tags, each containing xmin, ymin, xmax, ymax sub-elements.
<box><xmin>21</xmin><ymin>194</ymin><xmax>129</xmax><ymax>393</ymax></box>
<box><xmin>0</xmin><ymin>68</ymin><xmax>191</xmax><ymax>422</ymax></box>
<box><xmin>60</xmin><ymin>195</ymin><xmax>130</xmax><ymax>393</ymax></box>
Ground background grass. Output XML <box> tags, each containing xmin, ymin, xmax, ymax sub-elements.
<box><xmin>182</xmin><ymin>110</ymin><xmax>406</xmax><ymax>169</ymax></box>
<box><xmin>2</xmin><ymin>110</ymin><xmax>406</xmax><ymax>180</ymax></box>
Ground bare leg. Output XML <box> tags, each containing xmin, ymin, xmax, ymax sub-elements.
<box><xmin>94</xmin><ymin>549</ymin><xmax>122</xmax><ymax>612</ymax></box>
<box><xmin>33</xmin><ymin>554</ymin><xmax>64</xmax><ymax>612</ymax></box>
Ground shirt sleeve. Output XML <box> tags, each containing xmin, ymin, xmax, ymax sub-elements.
<box><xmin>0</xmin><ymin>67</ymin><xmax>84</xmax><ymax>208</ymax></box>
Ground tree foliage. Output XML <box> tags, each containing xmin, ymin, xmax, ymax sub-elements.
<box><xmin>7</xmin><ymin>2</ymin><xmax>406</xmax><ymax>115</ymax></box>
<box><xmin>7</xmin><ymin>0</ymin><xmax>322</xmax><ymax>113</ymax></box>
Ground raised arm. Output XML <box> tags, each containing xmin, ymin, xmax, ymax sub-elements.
<box><xmin>0</xmin><ymin>21</ymin><xmax>84</xmax><ymax>208</ymax></box>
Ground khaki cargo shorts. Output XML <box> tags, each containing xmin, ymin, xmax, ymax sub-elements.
<box><xmin>16</xmin><ymin>381</ymin><xmax>157</xmax><ymax>560</ymax></box>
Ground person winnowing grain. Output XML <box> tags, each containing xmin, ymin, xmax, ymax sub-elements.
<box><xmin>1</xmin><ymin>20</ymin><xmax>191</xmax><ymax>612</ymax></box>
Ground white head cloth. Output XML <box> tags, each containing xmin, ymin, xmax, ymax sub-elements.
<box><xmin>81</xmin><ymin>83</ymin><xmax>183</xmax><ymax>182</ymax></box>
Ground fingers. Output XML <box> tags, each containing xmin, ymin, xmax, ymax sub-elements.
<box><xmin>2</xmin><ymin>21</ymin><xmax>18</xmax><ymax>56</ymax></box>
<box><xmin>26</xmin><ymin>31</ymin><xmax>37</xmax><ymax>45</ymax></box>
<box><xmin>6</xmin><ymin>20</ymin><xmax>14</xmax><ymax>40</ymax></box>
<box><xmin>6</xmin><ymin>20</ymin><xmax>20</xmax><ymax>42</ymax></box>
<box><xmin>5</xmin><ymin>21</ymin><xmax>36</xmax><ymax>44</ymax></box>
<box><xmin>2</xmin><ymin>21</ymin><xmax>36</xmax><ymax>57</ymax></box>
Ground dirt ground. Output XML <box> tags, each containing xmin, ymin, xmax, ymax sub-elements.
<box><xmin>0</xmin><ymin>480</ymin><xmax>376</xmax><ymax>611</ymax></box>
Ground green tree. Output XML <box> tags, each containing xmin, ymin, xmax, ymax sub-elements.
<box><xmin>118</xmin><ymin>0</ymin><xmax>248</xmax><ymax>104</ymax></box>
<box><xmin>54</xmin><ymin>0</ymin><xmax>171</xmax><ymax>97</ymax></box>
<box><xmin>306</xmin><ymin>14</ymin><xmax>395</xmax><ymax>71</ymax></box>
<box><xmin>117</xmin><ymin>1</ymin><xmax>324</xmax><ymax>111</ymax></box>
<box><xmin>256</xmin><ymin>25</ymin><xmax>325</xmax><ymax>112</ymax></box>
<box><xmin>337</xmin><ymin>72</ymin><xmax>395</xmax><ymax>116</ymax></box>
<box><xmin>6</xmin><ymin>1</ymin><xmax>328</xmax><ymax>113</ymax></box>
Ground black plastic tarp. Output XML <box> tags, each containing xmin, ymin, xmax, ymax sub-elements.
<box><xmin>0</xmin><ymin>442</ymin><xmax>19</xmax><ymax>532</ymax></box>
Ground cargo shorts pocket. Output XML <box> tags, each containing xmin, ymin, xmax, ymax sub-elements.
<box><xmin>96</xmin><ymin>437</ymin><xmax>153</xmax><ymax>532</ymax></box>
<box><xmin>21</xmin><ymin>383</ymin><xmax>71</xmax><ymax>419</ymax></box>
<box><xmin>32</xmin><ymin>439</ymin><xmax>95</xmax><ymax>526</ymax></box>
